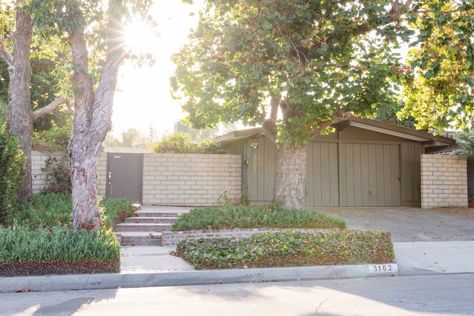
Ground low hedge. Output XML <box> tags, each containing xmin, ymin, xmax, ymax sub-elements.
<box><xmin>0</xmin><ymin>226</ymin><xmax>120</xmax><ymax>276</ymax></box>
<box><xmin>5</xmin><ymin>193</ymin><xmax>135</xmax><ymax>229</ymax></box>
<box><xmin>172</xmin><ymin>205</ymin><xmax>346</xmax><ymax>231</ymax></box>
<box><xmin>174</xmin><ymin>230</ymin><xmax>394</xmax><ymax>269</ymax></box>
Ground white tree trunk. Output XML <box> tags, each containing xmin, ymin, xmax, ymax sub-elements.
<box><xmin>68</xmin><ymin>0</ymin><xmax>125</xmax><ymax>230</ymax></box>
<box><xmin>273</xmin><ymin>145</ymin><xmax>307</xmax><ymax>209</ymax></box>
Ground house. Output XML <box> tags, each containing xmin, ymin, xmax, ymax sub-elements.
<box><xmin>215</xmin><ymin>117</ymin><xmax>455</xmax><ymax>207</ymax></box>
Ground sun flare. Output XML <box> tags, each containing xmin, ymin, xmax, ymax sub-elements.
<box><xmin>123</xmin><ymin>18</ymin><xmax>157</xmax><ymax>54</ymax></box>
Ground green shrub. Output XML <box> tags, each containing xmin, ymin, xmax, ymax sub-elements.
<box><xmin>153</xmin><ymin>132</ymin><xmax>224</xmax><ymax>154</ymax></box>
<box><xmin>455</xmin><ymin>130</ymin><xmax>474</xmax><ymax>159</ymax></box>
<box><xmin>41</xmin><ymin>156</ymin><xmax>72</xmax><ymax>193</ymax></box>
<box><xmin>0</xmin><ymin>225</ymin><xmax>120</xmax><ymax>264</ymax></box>
<box><xmin>32</xmin><ymin>121</ymin><xmax>71</xmax><ymax>152</ymax></box>
<box><xmin>172</xmin><ymin>204</ymin><xmax>346</xmax><ymax>231</ymax></box>
<box><xmin>5</xmin><ymin>192</ymin><xmax>134</xmax><ymax>229</ymax></box>
<box><xmin>0</xmin><ymin>121</ymin><xmax>25</xmax><ymax>223</ymax></box>
<box><xmin>175</xmin><ymin>230</ymin><xmax>394</xmax><ymax>269</ymax></box>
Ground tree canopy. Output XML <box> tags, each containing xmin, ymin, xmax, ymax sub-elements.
<box><xmin>172</xmin><ymin>0</ymin><xmax>417</xmax><ymax>147</ymax></box>
<box><xmin>173</xmin><ymin>0</ymin><xmax>473</xmax><ymax>146</ymax></box>
<box><xmin>399</xmin><ymin>0</ymin><xmax>473</xmax><ymax>132</ymax></box>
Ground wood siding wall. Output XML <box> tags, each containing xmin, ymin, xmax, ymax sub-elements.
<box><xmin>223</xmin><ymin>130</ymin><xmax>423</xmax><ymax>207</ymax></box>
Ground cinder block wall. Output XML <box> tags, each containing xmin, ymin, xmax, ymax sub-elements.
<box><xmin>142</xmin><ymin>153</ymin><xmax>241</xmax><ymax>206</ymax></box>
<box><xmin>421</xmin><ymin>154</ymin><xmax>468</xmax><ymax>208</ymax></box>
<box><xmin>32</xmin><ymin>151</ymin><xmax>107</xmax><ymax>196</ymax></box>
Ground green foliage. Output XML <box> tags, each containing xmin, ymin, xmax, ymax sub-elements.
<box><xmin>153</xmin><ymin>132</ymin><xmax>225</xmax><ymax>154</ymax></box>
<box><xmin>0</xmin><ymin>225</ymin><xmax>120</xmax><ymax>264</ymax></box>
<box><xmin>172</xmin><ymin>204</ymin><xmax>346</xmax><ymax>231</ymax></box>
<box><xmin>399</xmin><ymin>1</ymin><xmax>473</xmax><ymax>131</ymax></box>
<box><xmin>175</xmin><ymin>230</ymin><xmax>394</xmax><ymax>269</ymax></box>
<box><xmin>32</xmin><ymin>117</ymin><xmax>72</xmax><ymax>151</ymax></box>
<box><xmin>0</xmin><ymin>121</ymin><xmax>25</xmax><ymax>223</ymax></box>
<box><xmin>172</xmin><ymin>0</ymin><xmax>414</xmax><ymax>147</ymax></box>
<box><xmin>455</xmin><ymin>131</ymin><xmax>474</xmax><ymax>159</ymax></box>
<box><xmin>5</xmin><ymin>192</ymin><xmax>134</xmax><ymax>229</ymax></box>
<box><xmin>41</xmin><ymin>156</ymin><xmax>71</xmax><ymax>193</ymax></box>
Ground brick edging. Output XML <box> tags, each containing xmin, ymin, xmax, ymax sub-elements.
<box><xmin>162</xmin><ymin>228</ymin><xmax>340</xmax><ymax>246</ymax></box>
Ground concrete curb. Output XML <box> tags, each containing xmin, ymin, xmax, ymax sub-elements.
<box><xmin>0</xmin><ymin>263</ymin><xmax>398</xmax><ymax>293</ymax></box>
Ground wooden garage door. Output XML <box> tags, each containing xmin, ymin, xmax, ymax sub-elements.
<box><xmin>339</xmin><ymin>143</ymin><xmax>401</xmax><ymax>206</ymax></box>
<box><xmin>306</xmin><ymin>142</ymin><xmax>339</xmax><ymax>206</ymax></box>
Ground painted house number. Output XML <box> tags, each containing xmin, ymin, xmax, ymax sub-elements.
<box><xmin>368</xmin><ymin>263</ymin><xmax>398</xmax><ymax>274</ymax></box>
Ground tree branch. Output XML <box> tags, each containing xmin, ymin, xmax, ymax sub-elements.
<box><xmin>32</xmin><ymin>97</ymin><xmax>68</xmax><ymax>121</ymax></box>
<box><xmin>0</xmin><ymin>41</ymin><xmax>13</xmax><ymax>67</ymax></box>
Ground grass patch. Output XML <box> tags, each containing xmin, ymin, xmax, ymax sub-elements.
<box><xmin>0</xmin><ymin>226</ymin><xmax>120</xmax><ymax>275</ymax></box>
<box><xmin>175</xmin><ymin>230</ymin><xmax>394</xmax><ymax>269</ymax></box>
<box><xmin>172</xmin><ymin>205</ymin><xmax>345</xmax><ymax>231</ymax></box>
<box><xmin>5</xmin><ymin>192</ymin><xmax>135</xmax><ymax>229</ymax></box>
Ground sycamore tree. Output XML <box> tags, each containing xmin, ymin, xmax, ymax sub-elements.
<box><xmin>0</xmin><ymin>5</ymin><xmax>68</xmax><ymax>201</ymax></box>
<box><xmin>399</xmin><ymin>1</ymin><xmax>473</xmax><ymax>131</ymax></box>
<box><xmin>30</xmin><ymin>0</ymin><xmax>152</xmax><ymax>230</ymax></box>
<box><xmin>172</xmin><ymin>0</ymin><xmax>416</xmax><ymax>209</ymax></box>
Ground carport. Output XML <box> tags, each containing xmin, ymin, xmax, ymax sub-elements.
<box><xmin>217</xmin><ymin>117</ymin><xmax>454</xmax><ymax>207</ymax></box>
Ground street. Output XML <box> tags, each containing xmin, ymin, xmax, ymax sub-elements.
<box><xmin>1</xmin><ymin>273</ymin><xmax>473</xmax><ymax>316</ymax></box>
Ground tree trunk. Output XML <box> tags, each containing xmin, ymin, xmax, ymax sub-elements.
<box><xmin>273</xmin><ymin>145</ymin><xmax>307</xmax><ymax>209</ymax></box>
<box><xmin>71</xmin><ymin>151</ymin><xmax>101</xmax><ymax>230</ymax></box>
<box><xmin>8</xmin><ymin>10</ymin><xmax>33</xmax><ymax>202</ymax></box>
<box><xmin>68</xmin><ymin>0</ymin><xmax>125</xmax><ymax>230</ymax></box>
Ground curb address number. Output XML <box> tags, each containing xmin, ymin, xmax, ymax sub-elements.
<box><xmin>368</xmin><ymin>264</ymin><xmax>398</xmax><ymax>274</ymax></box>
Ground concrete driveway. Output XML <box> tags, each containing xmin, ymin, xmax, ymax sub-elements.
<box><xmin>312</xmin><ymin>207</ymin><xmax>474</xmax><ymax>242</ymax></box>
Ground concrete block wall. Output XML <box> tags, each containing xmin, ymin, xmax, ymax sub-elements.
<box><xmin>142</xmin><ymin>153</ymin><xmax>241</xmax><ymax>206</ymax></box>
<box><xmin>421</xmin><ymin>154</ymin><xmax>468</xmax><ymax>208</ymax></box>
<box><xmin>32</xmin><ymin>151</ymin><xmax>107</xmax><ymax>196</ymax></box>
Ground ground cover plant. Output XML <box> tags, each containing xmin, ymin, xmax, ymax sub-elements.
<box><xmin>0</xmin><ymin>192</ymin><xmax>133</xmax><ymax>276</ymax></box>
<box><xmin>0</xmin><ymin>226</ymin><xmax>120</xmax><ymax>276</ymax></box>
<box><xmin>172</xmin><ymin>205</ymin><xmax>346</xmax><ymax>231</ymax></box>
<box><xmin>5</xmin><ymin>192</ymin><xmax>135</xmax><ymax>229</ymax></box>
<box><xmin>175</xmin><ymin>230</ymin><xmax>394</xmax><ymax>270</ymax></box>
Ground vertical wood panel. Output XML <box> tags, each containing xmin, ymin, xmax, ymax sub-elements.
<box><xmin>339</xmin><ymin>143</ymin><xmax>346</xmax><ymax>206</ymax></box>
<box><xmin>353</xmin><ymin>144</ymin><xmax>362</xmax><ymax>206</ymax></box>
<box><xmin>314</xmin><ymin>143</ymin><xmax>322</xmax><ymax>205</ymax></box>
<box><xmin>305</xmin><ymin>143</ymin><xmax>314</xmax><ymax>206</ymax></box>
<box><xmin>321</xmin><ymin>143</ymin><xmax>330</xmax><ymax>205</ymax></box>
<box><xmin>329</xmin><ymin>144</ymin><xmax>339</xmax><ymax>205</ymax></box>
<box><xmin>360</xmin><ymin>144</ymin><xmax>369</xmax><ymax>206</ymax></box>
<box><xmin>346</xmin><ymin>144</ymin><xmax>354</xmax><ymax>206</ymax></box>
<box><xmin>368</xmin><ymin>144</ymin><xmax>377</xmax><ymax>206</ymax></box>
<box><xmin>383</xmin><ymin>145</ymin><xmax>392</xmax><ymax>205</ymax></box>
<box><xmin>391</xmin><ymin>145</ymin><xmax>401</xmax><ymax>206</ymax></box>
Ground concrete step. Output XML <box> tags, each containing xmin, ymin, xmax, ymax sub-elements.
<box><xmin>115</xmin><ymin>222</ymin><xmax>172</xmax><ymax>232</ymax></box>
<box><xmin>116</xmin><ymin>232</ymin><xmax>162</xmax><ymax>246</ymax></box>
<box><xmin>125</xmin><ymin>216</ymin><xmax>177</xmax><ymax>224</ymax></box>
<box><xmin>136</xmin><ymin>211</ymin><xmax>183</xmax><ymax>218</ymax></box>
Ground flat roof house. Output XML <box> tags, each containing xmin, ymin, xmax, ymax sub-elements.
<box><xmin>216</xmin><ymin>117</ymin><xmax>455</xmax><ymax>208</ymax></box>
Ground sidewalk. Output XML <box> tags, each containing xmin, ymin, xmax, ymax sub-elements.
<box><xmin>121</xmin><ymin>246</ymin><xmax>194</xmax><ymax>273</ymax></box>
<box><xmin>394</xmin><ymin>241</ymin><xmax>474</xmax><ymax>275</ymax></box>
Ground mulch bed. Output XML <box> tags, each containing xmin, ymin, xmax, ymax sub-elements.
<box><xmin>0</xmin><ymin>259</ymin><xmax>120</xmax><ymax>277</ymax></box>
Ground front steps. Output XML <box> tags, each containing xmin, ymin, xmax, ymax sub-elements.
<box><xmin>114</xmin><ymin>207</ymin><xmax>184</xmax><ymax>246</ymax></box>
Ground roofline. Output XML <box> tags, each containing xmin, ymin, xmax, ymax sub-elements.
<box><xmin>215</xmin><ymin>117</ymin><xmax>456</xmax><ymax>146</ymax></box>
<box><xmin>214</xmin><ymin>127</ymin><xmax>264</xmax><ymax>144</ymax></box>
<box><xmin>332</xmin><ymin>117</ymin><xmax>455</xmax><ymax>146</ymax></box>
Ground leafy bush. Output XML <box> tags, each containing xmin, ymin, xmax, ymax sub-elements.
<box><xmin>172</xmin><ymin>204</ymin><xmax>346</xmax><ymax>231</ymax></box>
<box><xmin>153</xmin><ymin>132</ymin><xmax>224</xmax><ymax>154</ymax></box>
<box><xmin>5</xmin><ymin>192</ymin><xmax>135</xmax><ymax>229</ymax></box>
<box><xmin>455</xmin><ymin>131</ymin><xmax>474</xmax><ymax>159</ymax></box>
<box><xmin>32</xmin><ymin>121</ymin><xmax>71</xmax><ymax>152</ymax></box>
<box><xmin>0</xmin><ymin>225</ymin><xmax>120</xmax><ymax>264</ymax></box>
<box><xmin>0</xmin><ymin>121</ymin><xmax>25</xmax><ymax>223</ymax></box>
<box><xmin>41</xmin><ymin>156</ymin><xmax>71</xmax><ymax>193</ymax></box>
<box><xmin>175</xmin><ymin>230</ymin><xmax>394</xmax><ymax>269</ymax></box>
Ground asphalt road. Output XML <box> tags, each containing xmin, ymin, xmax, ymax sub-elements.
<box><xmin>1</xmin><ymin>273</ymin><xmax>474</xmax><ymax>316</ymax></box>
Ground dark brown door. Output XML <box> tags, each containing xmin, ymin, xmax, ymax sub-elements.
<box><xmin>106</xmin><ymin>153</ymin><xmax>143</xmax><ymax>203</ymax></box>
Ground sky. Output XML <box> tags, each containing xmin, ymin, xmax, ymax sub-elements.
<box><xmin>112</xmin><ymin>0</ymin><xmax>204</xmax><ymax>138</ymax></box>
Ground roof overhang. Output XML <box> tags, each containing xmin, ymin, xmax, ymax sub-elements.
<box><xmin>214</xmin><ymin>127</ymin><xmax>264</xmax><ymax>144</ymax></box>
<box><xmin>332</xmin><ymin>117</ymin><xmax>455</xmax><ymax>147</ymax></box>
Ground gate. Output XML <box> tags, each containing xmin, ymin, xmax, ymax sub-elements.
<box><xmin>105</xmin><ymin>153</ymin><xmax>143</xmax><ymax>203</ymax></box>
